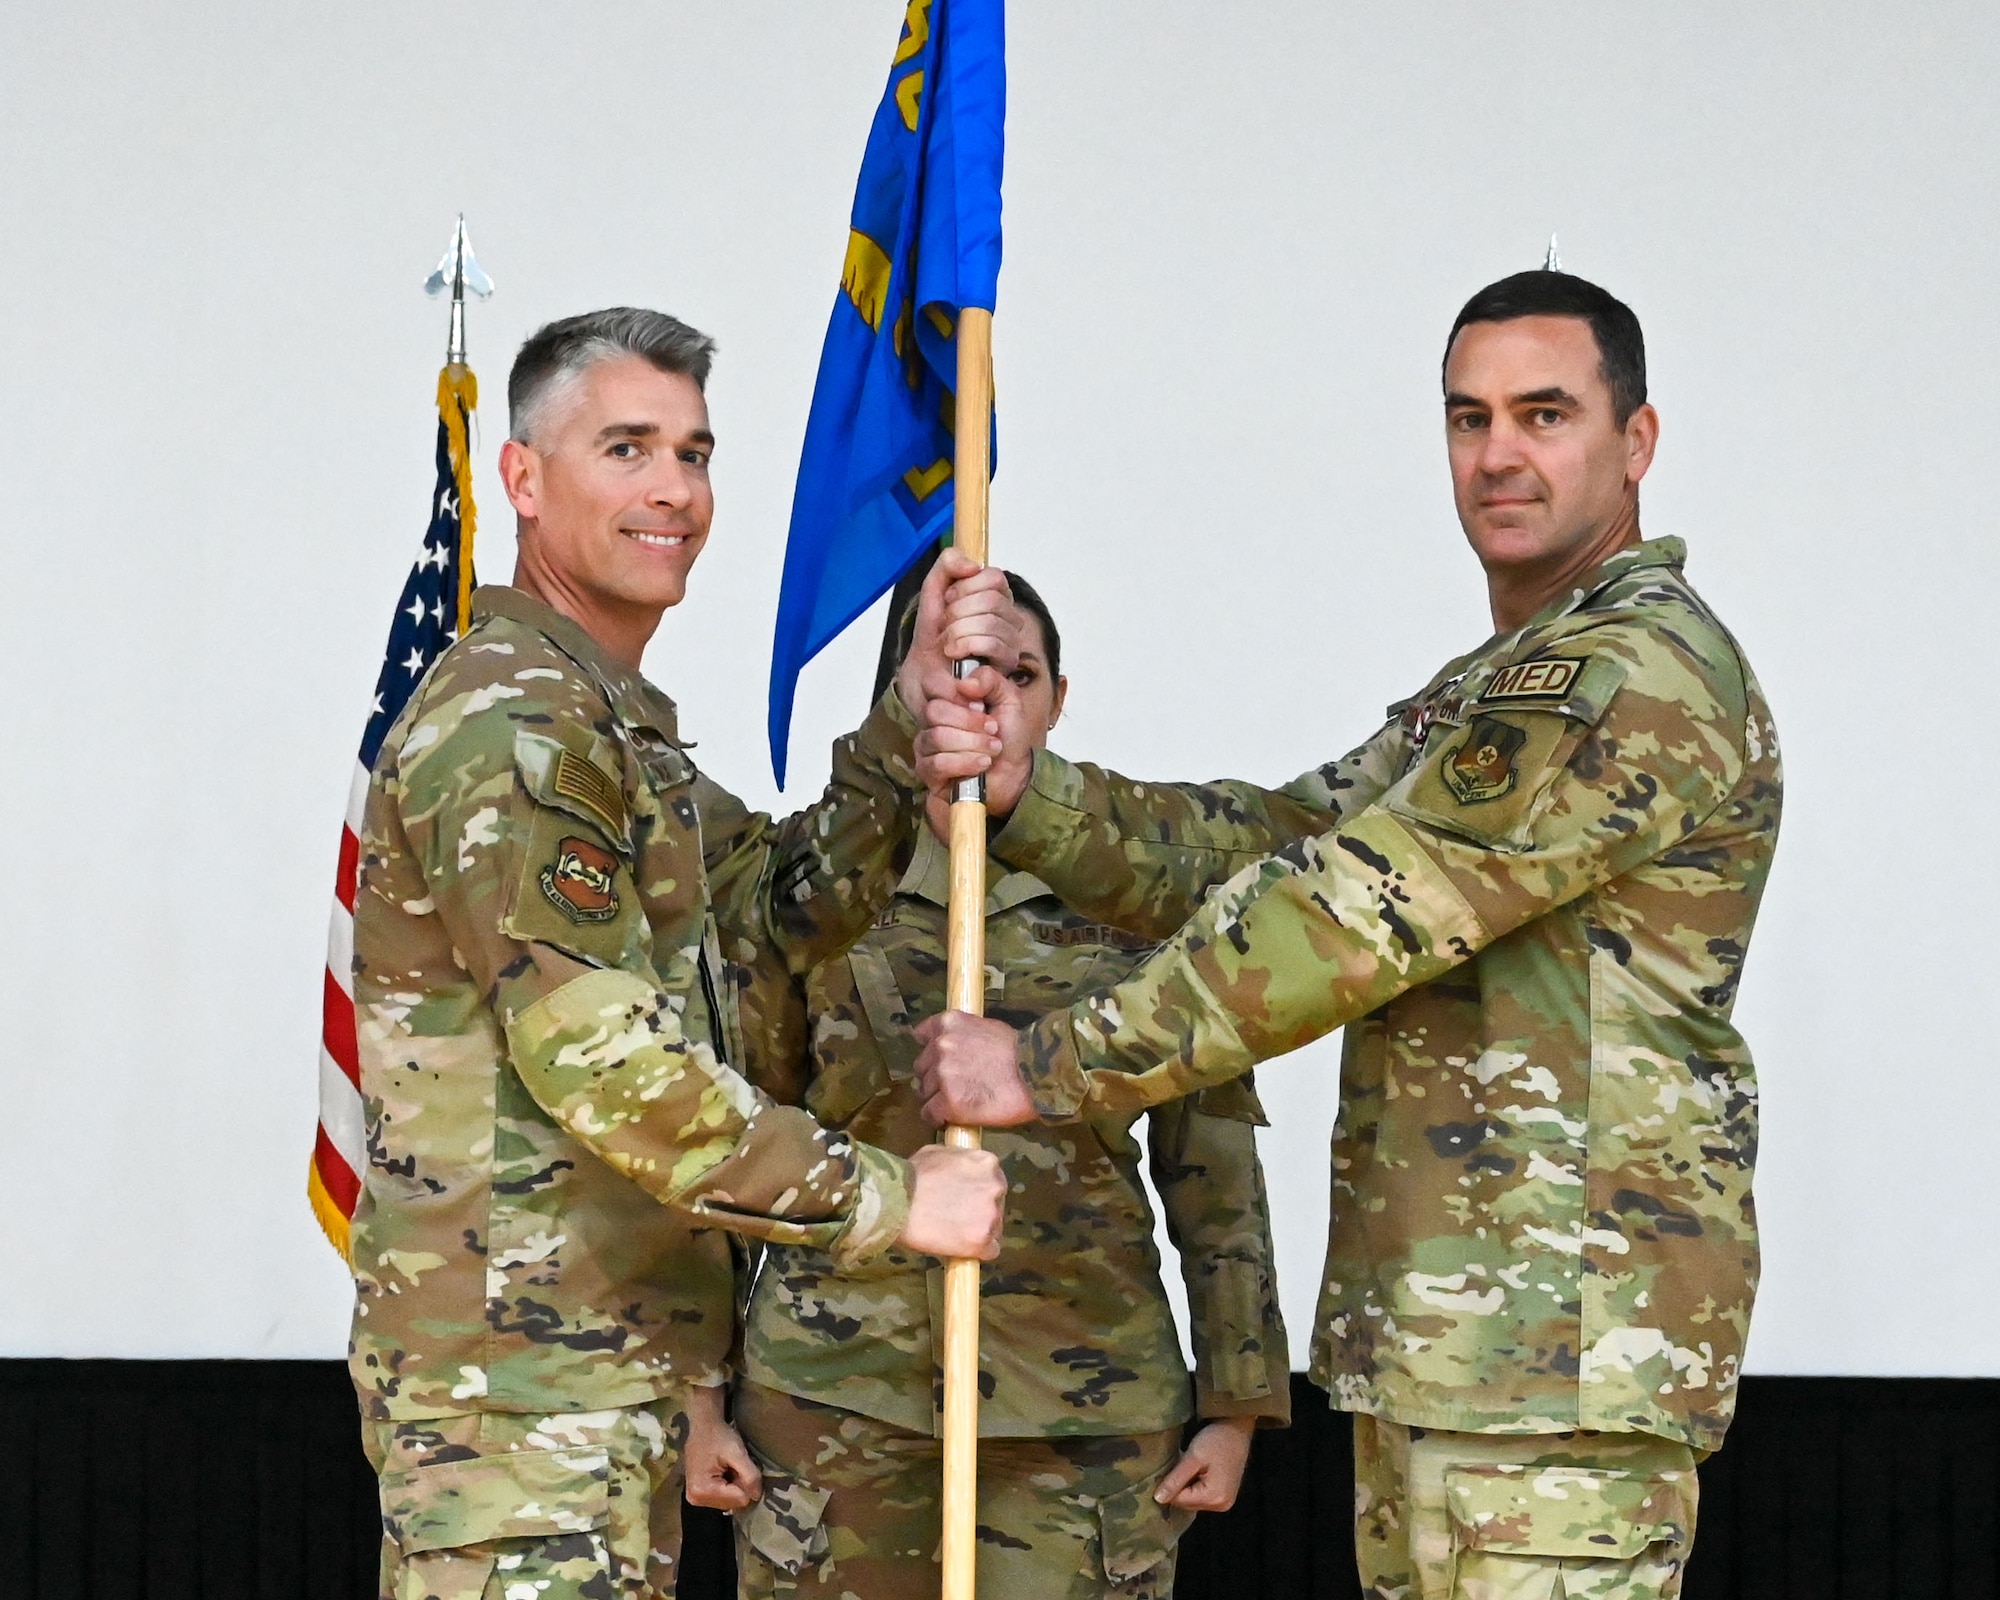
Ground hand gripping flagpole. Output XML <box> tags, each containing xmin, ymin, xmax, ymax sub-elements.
<box><xmin>940</xmin><ymin>303</ymin><xmax>994</xmax><ymax>1600</ymax></box>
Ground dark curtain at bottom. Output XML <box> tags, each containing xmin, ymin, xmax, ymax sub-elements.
<box><xmin>0</xmin><ymin>1363</ymin><xmax>1993</xmax><ymax>1599</ymax></box>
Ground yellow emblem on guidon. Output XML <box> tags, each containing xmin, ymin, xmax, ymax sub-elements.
<box><xmin>842</xmin><ymin>230</ymin><xmax>894</xmax><ymax>332</ymax></box>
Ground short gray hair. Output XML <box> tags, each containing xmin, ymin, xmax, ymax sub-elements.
<box><xmin>507</xmin><ymin>307</ymin><xmax>718</xmax><ymax>444</ymax></box>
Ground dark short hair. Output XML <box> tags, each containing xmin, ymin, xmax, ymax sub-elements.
<box><xmin>896</xmin><ymin>567</ymin><xmax>1062</xmax><ymax>681</ymax></box>
<box><xmin>1444</xmin><ymin>271</ymin><xmax>1647</xmax><ymax>427</ymax></box>
<box><xmin>508</xmin><ymin>307</ymin><xmax>718</xmax><ymax>443</ymax></box>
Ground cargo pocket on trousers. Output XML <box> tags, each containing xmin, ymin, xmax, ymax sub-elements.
<box><xmin>739</xmin><ymin>1469</ymin><xmax>833</xmax><ymax>1576</ymax></box>
<box><xmin>1098</xmin><ymin>1475</ymin><xmax>1195</xmax><ymax>1592</ymax></box>
<box><xmin>1444</xmin><ymin>1464</ymin><xmax>1693</xmax><ymax>1593</ymax></box>
<box><xmin>379</xmin><ymin>1444</ymin><xmax>614</xmax><ymax>1563</ymax></box>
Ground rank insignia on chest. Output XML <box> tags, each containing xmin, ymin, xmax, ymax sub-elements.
<box><xmin>1443</xmin><ymin>715</ymin><xmax>1527</xmax><ymax>805</ymax></box>
<box><xmin>540</xmin><ymin>836</ymin><xmax>622</xmax><ymax>922</ymax></box>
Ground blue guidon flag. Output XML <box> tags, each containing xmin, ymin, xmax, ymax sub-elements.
<box><xmin>311</xmin><ymin>362</ymin><xmax>479</xmax><ymax>1260</ymax></box>
<box><xmin>767</xmin><ymin>0</ymin><xmax>1004</xmax><ymax>784</ymax></box>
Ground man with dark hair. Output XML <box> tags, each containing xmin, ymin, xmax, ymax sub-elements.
<box><xmin>1447</xmin><ymin>269</ymin><xmax>1650</xmax><ymax>427</ymax></box>
<box><xmin>349</xmin><ymin>307</ymin><xmax>1012</xmax><ymax>1600</ymax></box>
<box><xmin>914</xmin><ymin>271</ymin><xmax>1781</xmax><ymax>1597</ymax></box>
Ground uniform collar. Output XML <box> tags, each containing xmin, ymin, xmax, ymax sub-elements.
<box><xmin>472</xmin><ymin>585</ymin><xmax>685</xmax><ymax>745</ymax></box>
<box><xmin>1520</xmin><ymin>535</ymin><xmax>1687</xmax><ymax>633</ymax></box>
<box><xmin>1409</xmin><ymin>537</ymin><xmax>1691</xmax><ymax>705</ymax></box>
<box><xmin>897</xmin><ymin>822</ymin><xmax>1053</xmax><ymax>916</ymax></box>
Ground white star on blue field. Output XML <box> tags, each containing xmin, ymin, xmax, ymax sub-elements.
<box><xmin>359</xmin><ymin>409</ymin><xmax>474</xmax><ymax>769</ymax></box>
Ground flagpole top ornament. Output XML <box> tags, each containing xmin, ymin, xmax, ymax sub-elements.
<box><xmin>1543</xmin><ymin>234</ymin><xmax>1561</xmax><ymax>272</ymax></box>
<box><xmin>425</xmin><ymin>215</ymin><xmax>495</xmax><ymax>365</ymax></box>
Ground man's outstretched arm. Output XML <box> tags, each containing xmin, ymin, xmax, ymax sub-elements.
<box><xmin>367</xmin><ymin>668</ymin><xmax>1006</xmax><ymax>1266</ymax></box>
<box><xmin>915</xmin><ymin>623</ymin><xmax>1743</xmax><ymax>1124</ymax></box>
<box><xmin>916</xmin><ymin>661</ymin><xmax>1409</xmax><ymax>941</ymax></box>
<box><xmin>704</xmin><ymin>550</ymin><xmax>1020</xmax><ymax>977</ymax></box>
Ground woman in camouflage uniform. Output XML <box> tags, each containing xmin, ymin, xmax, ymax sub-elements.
<box><xmin>718</xmin><ymin>576</ymin><xmax>1291</xmax><ymax>1599</ymax></box>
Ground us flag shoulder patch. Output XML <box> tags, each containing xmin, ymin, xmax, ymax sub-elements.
<box><xmin>553</xmin><ymin>749</ymin><xmax>626</xmax><ymax>838</ymax></box>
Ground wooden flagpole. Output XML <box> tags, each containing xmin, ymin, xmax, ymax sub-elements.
<box><xmin>939</xmin><ymin>303</ymin><xmax>994</xmax><ymax>1600</ymax></box>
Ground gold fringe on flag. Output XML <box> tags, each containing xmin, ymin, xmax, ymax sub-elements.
<box><xmin>441</xmin><ymin>361</ymin><xmax>480</xmax><ymax>632</ymax></box>
<box><xmin>308</xmin><ymin>1154</ymin><xmax>352</xmax><ymax>1262</ymax></box>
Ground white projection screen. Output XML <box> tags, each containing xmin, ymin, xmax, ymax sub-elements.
<box><xmin>2</xmin><ymin>3</ymin><xmax>1993</xmax><ymax>1378</ymax></box>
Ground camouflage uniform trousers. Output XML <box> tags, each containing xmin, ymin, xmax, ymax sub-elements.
<box><xmin>733</xmin><ymin>1382</ymin><xmax>1193</xmax><ymax>1600</ymax></box>
<box><xmin>365</xmin><ymin>1395</ymin><xmax>693</xmax><ymax>1600</ymax></box>
<box><xmin>1353</xmin><ymin>1414</ymin><xmax>1699</xmax><ymax>1600</ymax></box>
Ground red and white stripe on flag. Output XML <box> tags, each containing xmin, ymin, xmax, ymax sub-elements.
<box><xmin>312</xmin><ymin>361</ymin><xmax>479</xmax><ymax>1261</ymax></box>
<box><xmin>309</xmin><ymin>760</ymin><xmax>370</xmax><ymax>1256</ymax></box>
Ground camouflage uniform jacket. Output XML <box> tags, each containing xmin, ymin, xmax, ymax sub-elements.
<box><xmin>987</xmin><ymin>539</ymin><xmax>1781</xmax><ymax>1451</ymax></box>
<box><xmin>741</xmin><ymin>826</ymin><xmax>1292</xmax><ymax>1439</ymax></box>
<box><xmin>350</xmin><ymin>586</ymin><xmax>923</xmax><ymax>1423</ymax></box>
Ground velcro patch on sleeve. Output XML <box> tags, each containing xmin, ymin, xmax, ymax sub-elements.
<box><xmin>514</xmin><ymin>729</ymin><xmax>632</xmax><ymax>854</ymax></box>
<box><xmin>1387</xmin><ymin>648</ymin><xmax>1626</xmax><ymax>852</ymax></box>
<box><xmin>1441</xmin><ymin>715</ymin><xmax>1529</xmax><ymax>805</ymax></box>
<box><xmin>501</xmin><ymin>806</ymin><xmax>644</xmax><ymax>963</ymax></box>
<box><xmin>1388</xmin><ymin>709</ymin><xmax>1585</xmax><ymax>852</ymax></box>
<box><xmin>1481</xmin><ymin>656</ymin><xmax>1587</xmax><ymax>702</ymax></box>
<box><xmin>553</xmin><ymin>749</ymin><xmax>627</xmax><ymax>839</ymax></box>
<box><xmin>540</xmin><ymin>835</ymin><xmax>622</xmax><ymax>923</ymax></box>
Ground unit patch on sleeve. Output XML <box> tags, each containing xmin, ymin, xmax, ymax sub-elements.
<box><xmin>540</xmin><ymin>835</ymin><xmax>622</xmax><ymax>923</ymax></box>
<box><xmin>552</xmin><ymin>749</ymin><xmax>628</xmax><ymax>840</ymax></box>
<box><xmin>1442</xmin><ymin>715</ymin><xmax>1528</xmax><ymax>805</ymax></box>
<box><xmin>1481</xmin><ymin>657</ymin><xmax>1585</xmax><ymax>703</ymax></box>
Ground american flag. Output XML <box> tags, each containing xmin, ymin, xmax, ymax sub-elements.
<box><xmin>310</xmin><ymin>363</ymin><xmax>479</xmax><ymax>1259</ymax></box>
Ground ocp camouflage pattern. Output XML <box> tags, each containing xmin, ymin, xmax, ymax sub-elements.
<box><xmin>732</xmin><ymin>1381</ymin><xmax>1191</xmax><ymax>1600</ymax></box>
<box><xmin>990</xmin><ymin>539</ymin><xmax>1780</xmax><ymax>1451</ymax></box>
<box><xmin>1353</xmin><ymin>1414</ymin><xmax>1697</xmax><ymax>1599</ymax></box>
<box><xmin>368</xmin><ymin>1399</ymin><xmax>689</xmax><ymax>1600</ymax></box>
<box><xmin>349</xmin><ymin>586</ymin><xmax>924</xmax><ymax>1423</ymax></box>
<box><xmin>742</xmin><ymin>826</ymin><xmax>1290</xmax><ymax>1439</ymax></box>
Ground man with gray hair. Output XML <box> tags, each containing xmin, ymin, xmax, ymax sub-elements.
<box><xmin>348</xmin><ymin>307</ymin><xmax>1011</xmax><ymax>1600</ymax></box>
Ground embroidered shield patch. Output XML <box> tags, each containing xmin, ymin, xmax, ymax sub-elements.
<box><xmin>1443</xmin><ymin>715</ymin><xmax>1527</xmax><ymax>805</ymax></box>
<box><xmin>539</xmin><ymin>835</ymin><xmax>621</xmax><ymax>923</ymax></box>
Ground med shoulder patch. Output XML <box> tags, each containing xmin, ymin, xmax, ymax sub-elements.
<box><xmin>1387</xmin><ymin>652</ymin><xmax>1628</xmax><ymax>852</ymax></box>
<box><xmin>1481</xmin><ymin>656</ymin><xmax>1587</xmax><ymax>703</ymax></box>
<box><xmin>1480</xmin><ymin>650</ymin><xmax>1627</xmax><ymax>724</ymax></box>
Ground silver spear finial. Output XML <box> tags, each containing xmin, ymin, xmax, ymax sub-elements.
<box><xmin>1543</xmin><ymin>234</ymin><xmax>1562</xmax><ymax>272</ymax></box>
<box><xmin>424</xmin><ymin>215</ymin><xmax>495</xmax><ymax>365</ymax></box>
